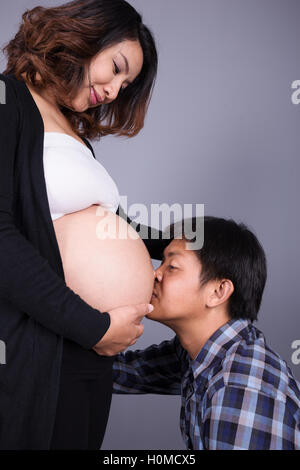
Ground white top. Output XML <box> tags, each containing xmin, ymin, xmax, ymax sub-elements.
<box><xmin>43</xmin><ymin>132</ymin><xmax>120</xmax><ymax>221</ymax></box>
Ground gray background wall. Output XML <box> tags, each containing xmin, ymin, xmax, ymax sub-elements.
<box><xmin>1</xmin><ymin>0</ymin><xmax>299</xmax><ymax>450</ymax></box>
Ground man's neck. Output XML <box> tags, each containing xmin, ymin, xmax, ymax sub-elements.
<box><xmin>166</xmin><ymin>310</ymin><xmax>231</xmax><ymax>360</ymax></box>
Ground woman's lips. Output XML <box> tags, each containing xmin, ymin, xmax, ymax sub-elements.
<box><xmin>93</xmin><ymin>87</ymin><xmax>103</xmax><ymax>103</ymax></box>
<box><xmin>90</xmin><ymin>86</ymin><xmax>102</xmax><ymax>105</ymax></box>
<box><xmin>90</xmin><ymin>86</ymin><xmax>97</xmax><ymax>105</ymax></box>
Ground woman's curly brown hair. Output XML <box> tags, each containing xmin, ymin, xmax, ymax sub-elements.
<box><xmin>1</xmin><ymin>0</ymin><xmax>158</xmax><ymax>141</ymax></box>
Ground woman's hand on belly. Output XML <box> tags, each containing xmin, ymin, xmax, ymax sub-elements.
<box><xmin>92</xmin><ymin>303</ymin><xmax>153</xmax><ymax>356</ymax></box>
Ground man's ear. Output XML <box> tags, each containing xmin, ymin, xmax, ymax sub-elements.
<box><xmin>206</xmin><ymin>279</ymin><xmax>234</xmax><ymax>308</ymax></box>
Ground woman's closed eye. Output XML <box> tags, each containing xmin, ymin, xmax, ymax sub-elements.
<box><xmin>113</xmin><ymin>61</ymin><xmax>120</xmax><ymax>74</ymax></box>
<box><xmin>113</xmin><ymin>61</ymin><xmax>128</xmax><ymax>91</ymax></box>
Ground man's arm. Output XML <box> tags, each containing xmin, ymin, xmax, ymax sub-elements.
<box><xmin>199</xmin><ymin>385</ymin><xmax>293</xmax><ymax>450</ymax></box>
<box><xmin>113</xmin><ymin>336</ymin><xmax>185</xmax><ymax>395</ymax></box>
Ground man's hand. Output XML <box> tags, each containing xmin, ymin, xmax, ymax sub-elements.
<box><xmin>92</xmin><ymin>303</ymin><xmax>154</xmax><ymax>356</ymax></box>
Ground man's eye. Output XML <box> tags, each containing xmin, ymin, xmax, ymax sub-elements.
<box><xmin>168</xmin><ymin>265</ymin><xmax>176</xmax><ymax>270</ymax></box>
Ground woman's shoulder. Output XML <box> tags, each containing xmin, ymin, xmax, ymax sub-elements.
<box><xmin>0</xmin><ymin>72</ymin><xmax>28</xmax><ymax>106</ymax></box>
<box><xmin>0</xmin><ymin>73</ymin><xmax>21</xmax><ymax>106</ymax></box>
<box><xmin>0</xmin><ymin>73</ymin><xmax>23</xmax><ymax>133</ymax></box>
<box><xmin>0</xmin><ymin>72</ymin><xmax>18</xmax><ymax>90</ymax></box>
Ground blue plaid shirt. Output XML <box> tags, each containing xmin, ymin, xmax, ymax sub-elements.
<box><xmin>113</xmin><ymin>318</ymin><xmax>300</xmax><ymax>449</ymax></box>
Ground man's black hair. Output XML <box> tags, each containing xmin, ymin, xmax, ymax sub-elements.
<box><xmin>167</xmin><ymin>216</ymin><xmax>267</xmax><ymax>322</ymax></box>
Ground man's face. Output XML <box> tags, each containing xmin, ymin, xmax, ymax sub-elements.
<box><xmin>147</xmin><ymin>238</ymin><xmax>206</xmax><ymax>325</ymax></box>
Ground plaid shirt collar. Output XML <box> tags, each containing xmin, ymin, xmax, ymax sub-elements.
<box><xmin>185</xmin><ymin>318</ymin><xmax>252</xmax><ymax>381</ymax></box>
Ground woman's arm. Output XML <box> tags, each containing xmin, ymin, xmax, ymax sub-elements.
<box><xmin>0</xmin><ymin>73</ymin><xmax>111</xmax><ymax>350</ymax></box>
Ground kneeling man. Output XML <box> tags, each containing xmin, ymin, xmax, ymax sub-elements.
<box><xmin>113</xmin><ymin>216</ymin><xmax>300</xmax><ymax>450</ymax></box>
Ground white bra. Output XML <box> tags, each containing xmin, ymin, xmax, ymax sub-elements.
<box><xmin>43</xmin><ymin>132</ymin><xmax>120</xmax><ymax>221</ymax></box>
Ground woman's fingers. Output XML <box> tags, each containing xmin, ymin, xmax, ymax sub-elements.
<box><xmin>92</xmin><ymin>303</ymin><xmax>148</xmax><ymax>355</ymax></box>
<box><xmin>136</xmin><ymin>323</ymin><xmax>144</xmax><ymax>338</ymax></box>
<box><xmin>132</xmin><ymin>303</ymin><xmax>153</xmax><ymax>324</ymax></box>
<box><xmin>128</xmin><ymin>325</ymin><xmax>144</xmax><ymax>347</ymax></box>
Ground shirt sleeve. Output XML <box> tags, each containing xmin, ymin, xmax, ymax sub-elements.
<box><xmin>113</xmin><ymin>336</ymin><xmax>183</xmax><ymax>394</ymax></box>
<box><xmin>201</xmin><ymin>385</ymin><xmax>290</xmax><ymax>450</ymax></box>
<box><xmin>0</xmin><ymin>73</ymin><xmax>110</xmax><ymax>350</ymax></box>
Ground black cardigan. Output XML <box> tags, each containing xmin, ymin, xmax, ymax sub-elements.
<box><xmin>0</xmin><ymin>72</ymin><xmax>168</xmax><ymax>449</ymax></box>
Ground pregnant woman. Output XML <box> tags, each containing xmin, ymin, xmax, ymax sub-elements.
<box><xmin>0</xmin><ymin>0</ymin><xmax>169</xmax><ymax>449</ymax></box>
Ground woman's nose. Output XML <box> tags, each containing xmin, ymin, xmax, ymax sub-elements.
<box><xmin>104</xmin><ymin>83</ymin><xmax>120</xmax><ymax>102</ymax></box>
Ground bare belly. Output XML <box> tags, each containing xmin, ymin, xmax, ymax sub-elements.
<box><xmin>53</xmin><ymin>204</ymin><xmax>155</xmax><ymax>313</ymax></box>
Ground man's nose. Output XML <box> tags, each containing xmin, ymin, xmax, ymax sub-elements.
<box><xmin>154</xmin><ymin>267</ymin><xmax>163</xmax><ymax>282</ymax></box>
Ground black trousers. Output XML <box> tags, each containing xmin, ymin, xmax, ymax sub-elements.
<box><xmin>50</xmin><ymin>339</ymin><xmax>114</xmax><ymax>450</ymax></box>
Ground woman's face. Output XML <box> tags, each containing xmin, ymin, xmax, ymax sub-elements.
<box><xmin>72</xmin><ymin>39</ymin><xmax>144</xmax><ymax>112</ymax></box>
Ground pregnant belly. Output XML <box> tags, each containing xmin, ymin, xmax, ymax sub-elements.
<box><xmin>53</xmin><ymin>204</ymin><xmax>155</xmax><ymax>313</ymax></box>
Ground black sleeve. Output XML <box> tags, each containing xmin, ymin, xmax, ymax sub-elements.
<box><xmin>116</xmin><ymin>204</ymin><xmax>171</xmax><ymax>261</ymax></box>
<box><xmin>0</xmin><ymin>74</ymin><xmax>110</xmax><ymax>350</ymax></box>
